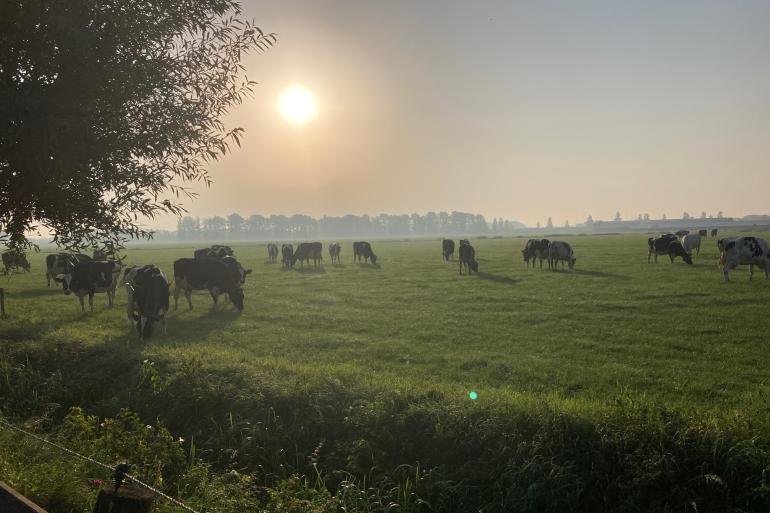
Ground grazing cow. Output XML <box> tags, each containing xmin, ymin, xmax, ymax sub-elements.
<box><xmin>281</xmin><ymin>244</ymin><xmax>294</xmax><ymax>268</ymax></box>
<box><xmin>173</xmin><ymin>258</ymin><xmax>245</xmax><ymax>311</ymax></box>
<box><xmin>698</xmin><ymin>229</ymin><xmax>708</xmax><ymax>238</ymax></box>
<box><xmin>329</xmin><ymin>243</ymin><xmax>342</xmax><ymax>264</ymax></box>
<box><xmin>548</xmin><ymin>241</ymin><xmax>576</xmax><ymax>271</ymax></box>
<box><xmin>353</xmin><ymin>241</ymin><xmax>377</xmax><ymax>264</ymax></box>
<box><xmin>458</xmin><ymin>240</ymin><xmax>478</xmax><ymax>274</ymax></box>
<box><xmin>675</xmin><ymin>230</ymin><xmax>690</xmax><ymax>237</ymax></box>
<box><xmin>681</xmin><ymin>233</ymin><xmax>702</xmax><ymax>255</ymax></box>
<box><xmin>221</xmin><ymin>255</ymin><xmax>252</xmax><ymax>285</ymax></box>
<box><xmin>522</xmin><ymin>239</ymin><xmax>550</xmax><ymax>269</ymax></box>
<box><xmin>194</xmin><ymin>245</ymin><xmax>233</xmax><ymax>259</ymax></box>
<box><xmin>648</xmin><ymin>235</ymin><xmax>693</xmax><ymax>264</ymax></box>
<box><xmin>60</xmin><ymin>260</ymin><xmax>122</xmax><ymax>312</ymax></box>
<box><xmin>2</xmin><ymin>250</ymin><xmax>31</xmax><ymax>275</ymax></box>
<box><xmin>45</xmin><ymin>253</ymin><xmax>92</xmax><ymax>287</ymax></box>
<box><xmin>717</xmin><ymin>236</ymin><xmax>737</xmax><ymax>253</ymax></box>
<box><xmin>123</xmin><ymin>265</ymin><xmax>169</xmax><ymax>339</ymax></box>
<box><xmin>711</xmin><ymin>228</ymin><xmax>718</xmax><ymax>238</ymax></box>
<box><xmin>267</xmin><ymin>243</ymin><xmax>279</xmax><ymax>263</ymax></box>
<box><xmin>720</xmin><ymin>236</ymin><xmax>770</xmax><ymax>282</ymax></box>
<box><xmin>442</xmin><ymin>239</ymin><xmax>455</xmax><ymax>261</ymax></box>
<box><xmin>293</xmin><ymin>242</ymin><xmax>323</xmax><ymax>267</ymax></box>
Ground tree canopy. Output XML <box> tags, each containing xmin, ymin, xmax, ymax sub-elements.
<box><xmin>0</xmin><ymin>0</ymin><xmax>275</xmax><ymax>249</ymax></box>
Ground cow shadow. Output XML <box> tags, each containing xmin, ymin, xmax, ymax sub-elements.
<box><xmin>476</xmin><ymin>272</ymin><xmax>518</xmax><ymax>285</ymax></box>
<box><xmin>571</xmin><ymin>269</ymin><xmax>629</xmax><ymax>280</ymax></box>
<box><xmin>357</xmin><ymin>263</ymin><xmax>381</xmax><ymax>270</ymax></box>
<box><xmin>4</xmin><ymin>287</ymin><xmax>62</xmax><ymax>298</ymax></box>
<box><xmin>295</xmin><ymin>266</ymin><xmax>326</xmax><ymax>274</ymax></box>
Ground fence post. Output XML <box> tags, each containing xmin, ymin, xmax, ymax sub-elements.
<box><xmin>92</xmin><ymin>484</ymin><xmax>154</xmax><ymax>513</ymax></box>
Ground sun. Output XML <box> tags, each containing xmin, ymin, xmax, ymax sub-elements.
<box><xmin>277</xmin><ymin>86</ymin><xmax>318</xmax><ymax>125</ymax></box>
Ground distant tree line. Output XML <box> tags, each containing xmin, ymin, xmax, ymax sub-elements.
<box><xmin>175</xmin><ymin>212</ymin><xmax>526</xmax><ymax>241</ymax></box>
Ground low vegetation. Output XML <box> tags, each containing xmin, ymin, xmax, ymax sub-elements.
<box><xmin>1</xmin><ymin>234</ymin><xmax>769</xmax><ymax>512</ymax></box>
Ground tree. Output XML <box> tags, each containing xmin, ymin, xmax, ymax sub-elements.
<box><xmin>700</xmin><ymin>211</ymin><xmax>707</xmax><ymax>219</ymax></box>
<box><xmin>637</xmin><ymin>214</ymin><xmax>643</xmax><ymax>221</ymax></box>
<box><xmin>227</xmin><ymin>213</ymin><xmax>244</xmax><ymax>240</ymax></box>
<box><xmin>0</xmin><ymin>2</ymin><xmax>276</xmax><ymax>249</ymax></box>
<box><xmin>662</xmin><ymin>213</ymin><xmax>667</xmax><ymax>220</ymax></box>
<box><xmin>614</xmin><ymin>211</ymin><xmax>622</xmax><ymax>222</ymax></box>
<box><xmin>536</xmin><ymin>221</ymin><xmax>541</xmax><ymax>229</ymax></box>
<box><xmin>717</xmin><ymin>211</ymin><xmax>724</xmax><ymax>219</ymax></box>
<box><xmin>546</xmin><ymin>217</ymin><xmax>553</xmax><ymax>229</ymax></box>
<box><xmin>643</xmin><ymin>213</ymin><xmax>650</xmax><ymax>221</ymax></box>
<box><xmin>682</xmin><ymin>212</ymin><xmax>691</xmax><ymax>220</ymax></box>
<box><xmin>564</xmin><ymin>220</ymin><xmax>570</xmax><ymax>228</ymax></box>
<box><xmin>586</xmin><ymin>215</ymin><xmax>594</xmax><ymax>225</ymax></box>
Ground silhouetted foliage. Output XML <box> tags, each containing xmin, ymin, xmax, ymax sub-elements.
<box><xmin>0</xmin><ymin>0</ymin><xmax>275</xmax><ymax>249</ymax></box>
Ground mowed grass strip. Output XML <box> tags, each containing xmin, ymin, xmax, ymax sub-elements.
<box><xmin>2</xmin><ymin>232</ymin><xmax>769</xmax><ymax>417</ymax></box>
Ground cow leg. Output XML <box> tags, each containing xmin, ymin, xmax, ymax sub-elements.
<box><xmin>749</xmin><ymin>264</ymin><xmax>754</xmax><ymax>281</ymax></box>
<box><xmin>88</xmin><ymin>293</ymin><xmax>94</xmax><ymax>312</ymax></box>
<box><xmin>161</xmin><ymin>317</ymin><xmax>167</xmax><ymax>336</ymax></box>
<box><xmin>46</xmin><ymin>272</ymin><xmax>51</xmax><ymax>287</ymax></box>
<box><xmin>78</xmin><ymin>295</ymin><xmax>86</xmax><ymax>312</ymax></box>
<box><xmin>185</xmin><ymin>289</ymin><xmax>193</xmax><ymax>310</ymax></box>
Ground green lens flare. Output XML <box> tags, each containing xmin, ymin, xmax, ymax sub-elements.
<box><xmin>469</xmin><ymin>391</ymin><xmax>478</xmax><ymax>401</ymax></box>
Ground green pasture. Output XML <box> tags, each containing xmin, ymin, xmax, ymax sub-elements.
<box><xmin>2</xmin><ymin>232</ymin><xmax>770</xmax><ymax>513</ymax></box>
<box><xmin>3</xmin><ymin>232</ymin><xmax>769</xmax><ymax>412</ymax></box>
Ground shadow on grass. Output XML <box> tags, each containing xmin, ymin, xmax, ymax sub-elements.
<box><xmin>357</xmin><ymin>263</ymin><xmax>381</xmax><ymax>270</ymax></box>
<box><xmin>476</xmin><ymin>272</ymin><xmax>518</xmax><ymax>285</ymax></box>
<box><xmin>571</xmin><ymin>269</ymin><xmax>630</xmax><ymax>280</ymax></box>
<box><xmin>5</xmin><ymin>287</ymin><xmax>62</xmax><ymax>298</ymax></box>
<box><xmin>295</xmin><ymin>266</ymin><xmax>326</xmax><ymax>274</ymax></box>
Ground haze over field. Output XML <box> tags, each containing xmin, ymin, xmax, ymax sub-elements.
<box><xmin>153</xmin><ymin>0</ymin><xmax>770</xmax><ymax>230</ymax></box>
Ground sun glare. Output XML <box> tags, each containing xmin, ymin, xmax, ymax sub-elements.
<box><xmin>277</xmin><ymin>86</ymin><xmax>318</xmax><ymax>125</ymax></box>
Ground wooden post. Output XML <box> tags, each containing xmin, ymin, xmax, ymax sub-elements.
<box><xmin>91</xmin><ymin>484</ymin><xmax>154</xmax><ymax>513</ymax></box>
<box><xmin>0</xmin><ymin>288</ymin><xmax>5</xmax><ymax>316</ymax></box>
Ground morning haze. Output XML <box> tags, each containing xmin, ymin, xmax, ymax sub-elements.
<box><xmin>161</xmin><ymin>0</ymin><xmax>770</xmax><ymax>229</ymax></box>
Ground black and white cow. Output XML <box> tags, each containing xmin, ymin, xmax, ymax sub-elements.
<box><xmin>522</xmin><ymin>239</ymin><xmax>550</xmax><ymax>268</ymax></box>
<box><xmin>711</xmin><ymin>228</ymin><xmax>718</xmax><ymax>238</ymax></box>
<box><xmin>293</xmin><ymin>242</ymin><xmax>323</xmax><ymax>267</ymax></box>
<box><xmin>458</xmin><ymin>240</ymin><xmax>478</xmax><ymax>274</ymax></box>
<box><xmin>329</xmin><ymin>243</ymin><xmax>342</xmax><ymax>264</ymax></box>
<box><xmin>1</xmin><ymin>250</ymin><xmax>30</xmax><ymax>275</ymax></box>
<box><xmin>45</xmin><ymin>253</ymin><xmax>92</xmax><ymax>287</ymax></box>
<box><xmin>675</xmin><ymin>230</ymin><xmax>690</xmax><ymax>237</ymax></box>
<box><xmin>548</xmin><ymin>241</ymin><xmax>575</xmax><ymax>271</ymax></box>
<box><xmin>173</xmin><ymin>257</ymin><xmax>246</xmax><ymax>311</ymax></box>
<box><xmin>648</xmin><ymin>235</ymin><xmax>693</xmax><ymax>264</ymax></box>
<box><xmin>720</xmin><ymin>236</ymin><xmax>770</xmax><ymax>283</ymax></box>
<box><xmin>353</xmin><ymin>241</ymin><xmax>377</xmax><ymax>264</ymax></box>
<box><xmin>281</xmin><ymin>244</ymin><xmax>294</xmax><ymax>268</ymax></box>
<box><xmin>194</xmin><ymin>245</ymin><xmax>234</xmax><ymax>259</ymax></box>
<box><xmin>60</xmin><ymin>260</ymin><xmax>122</xmax><ymax>312</ymax></box>
<box><xmin>717</xmin><ymin>236</ymin><xmax>737</xmax><ymax>253</ymax></box>
<box><xmin>681</xmin><ymin>233</ymin><xmax>701</xmax><ymax>255</ymax></box>
<box><xmin>442</xmin><ymin>239</ymin><xmax>455</xmax><ymax>261</ymax></box>
<box><xmin>698</xmin><ymin>229</ymin><xmax>708</xmax><ymax>238</ymax></box>
<box><xmin>267</xmin><ymin>243</ymin><xmax>279</xmax><ymax>263</ymax></box>
<box><xmin>123</xmin><ymin>265</ymin><xmax>169</xmax><ymax>339</ymax></box>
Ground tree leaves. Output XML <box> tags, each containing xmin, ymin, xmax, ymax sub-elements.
<box><xmin>0</xmin><ymin>0</ymin><xmax>276</xmax><ymax>250</ymax></box>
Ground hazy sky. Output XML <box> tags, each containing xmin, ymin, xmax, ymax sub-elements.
<box><xmin>157</xmin><ymin>0</ymin><xmax>770</xmax><ymax>229</ymax></box>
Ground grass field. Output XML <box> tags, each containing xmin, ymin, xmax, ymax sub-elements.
<box><xmin>2</xmin><ymin>232</ymin><xmax>770</xmax><ymax>512</ymax></box>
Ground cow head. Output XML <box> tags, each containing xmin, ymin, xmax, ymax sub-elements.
<box><xmin>133</xmin><ymin>314</ymin><xmax>156</xmax><ymax>339</ymax></box>
<box><xmin>470</xmin><ymin>259</ymin><xmax>479</xmax><ymax>272</ymax></box>
<box><xmin>569</xmin><ymin>257</ymin><xmax>576</xmax><ymax>270</ymax></box>
<box><xmin>229</xmin><ymin>288</ymin><xmax>245</xmax><ymax>311</ymax></box>
<box><xmin>370</xmin><ymin>254</ymin><xmax>377</xmax><ymax>265</ymax></box>
<box><xmin>59</xmin><ymin>274</ymin><xmax>74</xmax><ymax>294</ymax></box>
<box><xmin>682</xmin><ymin>253</ymin><xmax>693</xmax><ymax>265</ymax></box>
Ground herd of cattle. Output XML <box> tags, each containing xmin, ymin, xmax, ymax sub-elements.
<box><xmin>1</xmin><ymin>229</ymin><xmax>768</xmax><ymax>339</ymax></box>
